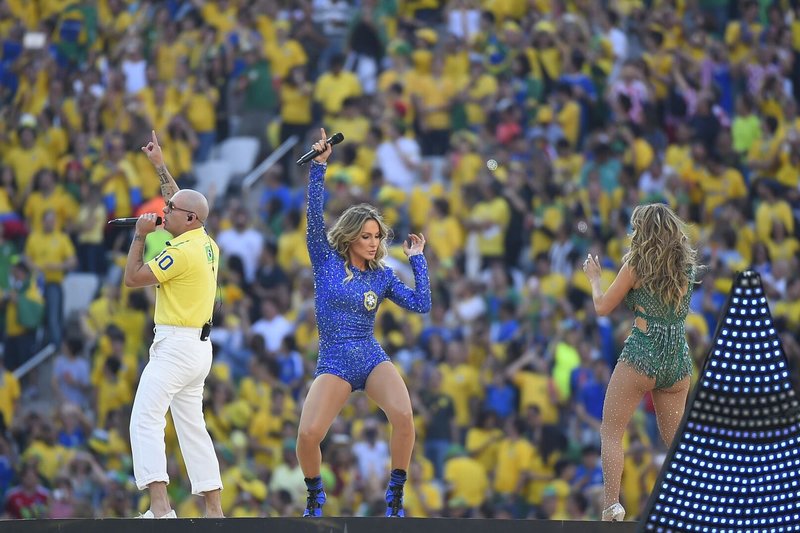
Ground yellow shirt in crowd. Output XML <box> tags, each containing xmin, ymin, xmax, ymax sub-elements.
<box><xmin>700</xmin><ymin>168</ymin><xmax>747</xmax><ymax>219</ymax></box>
<box><xmin>470</xmin><ymin>197</ymin><xmax>510</xmax><ymax>257</ymax></box>
<box><xmin>280</xmin><ymin>84</ymin><xmax>312</xmax><ymax>125</ymax></box>
<box><xmin>314</xmin><ymin>71</ymin><xmax>362</xmax><ymax>117</ymax></box>
<box><xmin>465</xmin><ymin>426</ymin><xmax>503</xmax><ymax>472</ymax></box>
<box><xmin>439</xmin><ymin>362</ymin><xmax>483</xmax><ymax>427</ymax></box>
<box><xmin>512</xmin><ymin>371</ymin><xmax>559</xmax><ymax>423</ymax></box>
<box><xmin>444</xmin><ymin>455</ymin><xmax>489</xmax><ymax>507</ymax></box>
<box><xmin>0</xmin><ymin>371</ymin><xmax>21</xmax><ymax>427</ymax></box>
<box><xmin>264</xmin><ymin>39</ymin><xmax>308</xmax><ymax>79</ymax></box>
<box><xmin>24</xmin><ymin>230</ymin><xmax>76</xmax><ymax>283</ymax></box>
<box><xmin>22</xmin><ymin>440</ymin><xmax>75</xmax><ymax>482</ymax></box>
<box><xmin>5</xmin><ymin>145</ymin><xmax>53</xmax><ymax>191</ymax></box>
<box><xmin>24</xmin><ymin>188</ymin><xmax>79</xmax><ymax>233</ymax></box>
<box><xmin>185</xmin><ymin>89</ymin><xmax>219</xmax><ymax>133</ymax></box>
<box><xmin>414</xmin><ymin>74</ymin><xmax>457</xmax><ymax>130</ymax></box>
<box><xmin>493</xmin><ymin>438</ymin><xmax>535</xmax><ymax>494</ymax></box>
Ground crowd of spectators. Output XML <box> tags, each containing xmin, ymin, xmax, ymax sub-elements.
<box><xmin>1</xmin><ymin>0</ymin><xmax>800</xmax><ymax>522</ymax></box>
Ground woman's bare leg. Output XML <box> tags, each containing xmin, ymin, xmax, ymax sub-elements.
<box><xmin>365</xmin><ymin>361</ymin><xmax>415</xmax><ymax>471</ymax></box>
<box><xmin>651</xmin><ymin>375</ymin><xmax>691</xmax><ymax>446</ymax></box>
<box><xmin>296</xmin><ymin>374</ymin><xmax>352</xmax><ymax>477</ymax></box>
<box><xmin>601</xmin><ymin>361</ymin><xmax>655</xmax><ymax>511</ymax></box>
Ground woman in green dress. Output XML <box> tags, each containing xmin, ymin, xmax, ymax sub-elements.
<box><xmin>583</xmin><ymin>203</ymin><xmax>699</xmax><ymax>522</ymax></box>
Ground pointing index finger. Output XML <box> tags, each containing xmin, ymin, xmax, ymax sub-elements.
<box><xmin>152</xmin><ymin>130</ymin><xmax>159</xmax><ymax>146</ymax></box>
<box><xmin>320</xmin><ymin>127</ymin><xmax>327</xmax><ymax>143</ymax></box>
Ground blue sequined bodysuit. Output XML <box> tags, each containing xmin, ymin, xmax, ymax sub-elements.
<box><xmin>306</xmin><ymin>161</ymin><xmax>432</xmax><ymax>391</ymax></box>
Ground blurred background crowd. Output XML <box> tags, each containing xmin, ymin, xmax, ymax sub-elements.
<box><xmin>1</xmin><ymin>0</ymin><xmax>800</xmax><ymax>522</ymax></box>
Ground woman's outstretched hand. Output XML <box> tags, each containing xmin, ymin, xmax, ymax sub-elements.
<box><xmin>312</xmin><ymin>127</ymin><xmax>333</xmax><ymax>164</ymax></box>
<box><xmin>403</xmin><ymin>233</ymin><xmax>426</xmax><ymax>257</ymax></box>
<box><xmin>582</xmin><ymin>253</ymin><xmax>601</xmax><ymax>282</ymax></box>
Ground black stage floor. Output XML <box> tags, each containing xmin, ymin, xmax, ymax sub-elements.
<box><xmin>3</xmin><ymin>517</ymin><xmax>637</xmax><ymax>532</ymax></box>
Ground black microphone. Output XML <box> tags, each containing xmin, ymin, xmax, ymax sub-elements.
<box><xmin>296</xmin><ymin>132</ymin><xmax>345</xmax><ymax>166</ymax></box>
<box><xmin>107</xmin><ymin>216</ymin><xmax>162</xmax><ymax>227</ymax></box>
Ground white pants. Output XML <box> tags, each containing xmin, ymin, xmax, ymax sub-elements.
<box><xmin>130</xmin><ymin>326</ymin><xmax>222</xmax><ymax>495</ymax></box>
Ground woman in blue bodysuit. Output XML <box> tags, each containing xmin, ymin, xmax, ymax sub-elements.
<box><xmin>297</xmin><ymin>128</ymin><xmax>431</xmax><ymax>518</ymax></box>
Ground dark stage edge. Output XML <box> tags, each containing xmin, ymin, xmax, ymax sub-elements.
<box><xmin>4</xmin><ymin>517</ymin><xmax>637</xmax><ymax>532</ymax></box>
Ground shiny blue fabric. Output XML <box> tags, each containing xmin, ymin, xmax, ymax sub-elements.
<box><xmin>306</xmin><ymin>161</ymin><xmax>431</xmax><ymax>390</ymax></box>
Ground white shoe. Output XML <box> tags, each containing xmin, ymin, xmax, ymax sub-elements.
<box><xmin>138</xmin><ymin>509</ymin><xmax>177</xmax><ymax>519</ymax></box>
<box><xmin>602</xmin><ymin>503</ymin><xmax>625</xmax><ymax>522</ymax></box>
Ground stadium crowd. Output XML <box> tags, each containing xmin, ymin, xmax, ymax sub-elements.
<box><xmin>1</xmin><ymin>0</ymin><xmax>800</xmax><ymax>521</ymax></box>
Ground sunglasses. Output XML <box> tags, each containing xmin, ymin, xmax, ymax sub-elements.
<box><xmin>167</xmin><ymin>200</ymin><xmax>203</xmax><ymax>224</ymax></box>
<box><xmin>166</xmin><ymin>200</ymin><xmax>195</xmax><ymax>216</ymax></box>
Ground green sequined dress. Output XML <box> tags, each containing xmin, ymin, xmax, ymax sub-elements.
<box><xmin>619</xmin><ymin>269</ymin><xmax>695</xmax><ymax>389</ymax></box>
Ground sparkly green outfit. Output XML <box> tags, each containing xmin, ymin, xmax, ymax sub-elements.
<box><xmin>619</xmin><ymin>269</ymin><xmax>695</xmax><ymax>389</ymax></box>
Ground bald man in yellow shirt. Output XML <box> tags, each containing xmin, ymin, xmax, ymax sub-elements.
<box><xmin>124</xmin><ymin>131</ymin><xmax>223</xmax><ymax>519</ymax></box>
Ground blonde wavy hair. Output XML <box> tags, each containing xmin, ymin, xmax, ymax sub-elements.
<box><xmin>622</xmin><ymin>203</ymin><xmax>697</xmax><ymax>311</ymax></box>
<box><xmin>327</xmin><ymin>204</ymin><xmax>392</xmax><ymax>282</ymax></box>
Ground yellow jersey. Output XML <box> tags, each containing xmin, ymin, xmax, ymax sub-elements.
<box><xmin>494</xmin><ymin>438</ymin><xmax>535</xmax><ymax>494</ymax></box>
<box><xmin>24</xmin><ymin>230</ymin><xmax>76</xmax><ymax>283</ymax></box>
<box><xmin>443</xmin><ymin>456</ymin><xmax>489</xmax><ymax>507</ymax></box>
<box><xmin>22</xmin><ymin>440</ymin><xmax>75</xmax><ymax>482</ymax></box>
<box><xmin>147</xmin><ymin>227</ymin><xmax>219</xmax><ymax>328</ymax></box>
<box><xmin>96</xmin><ymin>374</ymin><xmax>133</xmax><ymax>428</ymax></box>
<box><xmin>313</xmin><ymin>71</ymin><xmax>362</xmax><ymax>116</ymax></box>
<box><xmin>280</xmin><ymin>83</ymin><xmax>312</xmax><ymax>125</ymax></box>
<box><xmin>439</xmin><ymin>362</ymin><xmax>483</xmax><ymax>427</ymax></box>
<box><xmin>24</xmin><ymin>188</ymin><xmax>79</xmax><ymax>233</ymax></box>
<box><xmin>0</xmin><ymin>371</ymin><xmax>20</xmax><ymax>427</ymax></box>
<box><xmin>512</xmin><ymin>371</ymin><xmax>559</xmax><ymax>423</ymax></box>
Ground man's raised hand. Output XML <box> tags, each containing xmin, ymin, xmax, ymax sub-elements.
<box><xmin>141</xmin><ymin>130</ymin><xmax>164</xmax><ymax>168</ymax></box>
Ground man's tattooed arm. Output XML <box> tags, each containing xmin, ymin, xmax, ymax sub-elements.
<box><xmin>156</xmin><ymin>164</ymin><xmax>180</xmax><ymax>201</ymax></box>
<box><xmin>124</xmin><ymin>233</ymin><xmax>147</xmax><ymax>287</ymax></box>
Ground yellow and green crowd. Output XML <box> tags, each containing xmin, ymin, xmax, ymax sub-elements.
<box><xmin>0</xmin><ymin>0</ymin><xmax>799</xmax><ymax>522</ymax></box>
